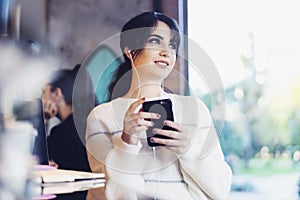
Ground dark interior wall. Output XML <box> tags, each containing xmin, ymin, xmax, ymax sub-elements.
<box><xmin>18</xmin><ymin>0</ymin><xmax>47</xmax><ymax>45</ymax></box>
<box><xmin>0</xmin><ymin>0</ymin><xmax>47</xmax><ymax>49</ymax></box>
<box><xmin>47</xmin><ymin>0</ymin><xmax>153</xmax><ymax>69</ymax></box>
<box><xmin>47</xmin><ymin>0</ymin><xmax>181</xmax><ymax>70</ymax></box>
<box><xmin>1</xmin><ymin>0</ymin><xmax>180</xmax><ymax>70</ymax></box>
<box><xmin>160</xmin><ymin>0</ymin><xmax>178</xmax><ymax>21</ymax></box>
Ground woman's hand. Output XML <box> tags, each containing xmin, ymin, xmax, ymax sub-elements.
<box><xmin>49</xmin><ymin>160</ymin><xmax>59</xmax><ymax>168</ymax></box>
<box><xmin>42</xmin><ymin>99</ymin><xmax>58</xmax><ymax>123</ymax></box>
<box><xmin>150</xmin><ymin>120</ymin><xmax>191</xmax><ymax>154</ymax></box>
<box><xmin>122</xmin><ymin>98</ymin><xmax>161</xmax><ymax>145</ymax></box>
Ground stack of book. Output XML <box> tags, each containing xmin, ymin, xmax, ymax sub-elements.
<box><xmin>31</xmin><ymin>165</ymin><xmax>105</xmax><ymax>198</ymax></box>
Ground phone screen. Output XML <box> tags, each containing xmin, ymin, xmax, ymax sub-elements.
<box><xmin>142</xmin><ymin>99</ymin><xmax>175</xmax><ymax>147</ymax></box>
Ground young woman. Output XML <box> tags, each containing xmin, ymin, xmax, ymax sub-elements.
<box><xmin>86</xmin><ymin>11</ymin><xmax>232</xmax><ymax>200</ymax></box>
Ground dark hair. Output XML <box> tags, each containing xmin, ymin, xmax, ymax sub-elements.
<box><xmin>108</xmin><ymin>11</ymin><xmax>181</xmax><ymax>100</ymax></box>
<box><xmin>48</xmin><ymin>65</ymin><xmax>81</xmax><ymax>106</ymax></box>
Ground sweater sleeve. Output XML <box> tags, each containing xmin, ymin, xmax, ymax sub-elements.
<box><xmin>86</xmin><ymin>107</ymin><xmax>145</xmax><ymax>200</ymax></box>
<box><xmin>178</xmin><ymin>99</ymin><xmax>232</xmax><ymax>200</ymax></box>
<box><xmin>86</xmin><ymin>107</ymin><xmax>142</xmax><ymax>173</ymax></box>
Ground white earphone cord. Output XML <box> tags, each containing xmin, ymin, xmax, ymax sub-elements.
<box><xmin>152</xmin><ymin>146</ymin><xmax>160</xmax><ymax>200</ymax></box>
<box><xmin>128</xmin><ymin>50</ymin><xmax>141</xmax><ymax>99</ymax></box>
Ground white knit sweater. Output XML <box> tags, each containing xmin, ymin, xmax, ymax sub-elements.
<box><xmin>86</xmin><ymin>94</ymin><xmax>232</xmax><ymax>200</ymax></box>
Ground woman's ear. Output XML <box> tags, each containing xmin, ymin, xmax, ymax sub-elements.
<box><xmin>124</xmin><ymin>47</ymin><xmax>132</xmax><ymax>60</ymax></box>
<box><xmin>53</xmin><ymin>87</ymin><xmax>63</xmax><ymax>101</ymax></box>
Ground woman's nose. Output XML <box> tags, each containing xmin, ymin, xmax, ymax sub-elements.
<box><xmin>159</xmin><ymin>48</ymin><xmax>170</xmax><ymax>57</ymax></box>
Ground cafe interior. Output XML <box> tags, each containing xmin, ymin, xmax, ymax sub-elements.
<box><xmin>1</xmin><ymin>0</ymin><xmax>300</xmax><ymax>200</ymax></box>
<box><xmin>0</xmin><ymin>1</ymin><xmax>194</xmax><ymax>199</ymax></box>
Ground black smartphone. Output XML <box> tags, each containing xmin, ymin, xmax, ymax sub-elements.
<box><xmin>142</xmin><ymin>98</ymin><xmax>176</xmax><ymax>147</ymax></box>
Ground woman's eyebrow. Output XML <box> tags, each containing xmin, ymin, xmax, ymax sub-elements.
<box><xmin>149</xmin><ymin>34</ymin><xmax>164</xmax><ymax>40</ymax></box>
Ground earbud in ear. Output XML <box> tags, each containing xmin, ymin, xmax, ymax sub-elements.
<box><xmin>127</xmin><ymin>49</ymin><xmax>135</xmax><ymax>66</ymax></box>
<box><xmin>127</xmin><ymin>49</ymin><xmax>134</xmax><ymax>62</ymax></box>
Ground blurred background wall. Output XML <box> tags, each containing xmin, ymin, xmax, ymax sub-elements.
<box><xmin>1</xmin><ymin>0</ymin><xmax>179</xmax><ymax>69</ymax></box>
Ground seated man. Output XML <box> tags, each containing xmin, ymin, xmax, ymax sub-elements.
<box><xmin>42</xmin><ymin>64</ymin><xmax>96</xmax><ymax>172</ymax></box>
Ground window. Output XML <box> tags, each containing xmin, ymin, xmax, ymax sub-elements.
<box><xmin>188</xmin><ymin>0</ymin><xmax>300</xmax><ymax>198</ymax></box>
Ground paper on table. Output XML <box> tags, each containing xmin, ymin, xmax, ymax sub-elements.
<box><xmin>32</xmin><ymin>167</ymin><xmax>105</xmax><ymax>183</ymax></box>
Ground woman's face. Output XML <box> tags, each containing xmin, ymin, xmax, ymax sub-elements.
<box><xmin>131</xmin><ymin>21</ymin><xmax>178</xmax><ymax>81</ymax></box>
<box><xmin>41</xmin><ymin>85</ymin><xmax>55</xmax><ymax>101</ymax></box>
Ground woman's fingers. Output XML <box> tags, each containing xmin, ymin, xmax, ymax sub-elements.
<box><xmin>163</xmin><ymin>120</ymin><xmax>183</xmax><ymax>132</ymax></box>
<box><xmin>130</xmin><ymin>112</ymin><xmax>160</xmax><ymax>122</ymax></box>
<box><xmin>152</xmin><ymin>128</ymin><xmax>179</xmax><ymax>140</ymax></box>
<box><xmin>135</xmin><ymin>118</ymin><xmax>153</xmax><ymax>127</ymax></box>
<box><xmin>149</xmin><ymin>122</ymin><xmax>190</xmax><ymax>154</ymax></box>
<box><xmin>42</xmin><ymin>100</ymin><xmax>58</xmax><ymax>118</ymax></box>
<box><xmin>127</xmin><ymin>97</ymin><xmax>145</xmax><ymax>113</ymax></box>
<box><xmin>150</xmin><ymin>136</ymin><xmax>180</xmax><ymax>146</ymax></box>
<box><xmin>124</xmin><ymin>98</ymin><xmax>145</xmax><ymax>123</ymax></box>
<box><xmin>124</xmin><ymin>98</ymin><xmax>157</xmax><ymax>136</ymax></box>
<box><xmin>128</xmin><ymin>124</ymin><xmax>149</xmax><ymax>133</ymax></box>
<box><xmin>124</xmin><ymin>97</ymin><xmax>161</xmax><ymax>134</ymax></box>
<box><xmin>150</xmin><ymin>130</ymin><xmax>189</xmax><ymax>154</ymax></box>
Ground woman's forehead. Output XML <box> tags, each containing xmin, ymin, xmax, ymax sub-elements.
<box><xmin>151</xmin><ymin>21</ymin><xmax>172</xmax><ymax>37</ymax></box>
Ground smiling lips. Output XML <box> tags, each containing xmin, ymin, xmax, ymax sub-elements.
<box><xmin>154</xmin><ymin>60</ymin><xmax>169</xmax><ymax>68</ymax></box>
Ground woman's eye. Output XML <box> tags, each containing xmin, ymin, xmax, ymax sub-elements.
<box><xmin>169</xmin><ymin>43</ymin><xmax>177</xmax><ymax>50</ymax></box>
<box><xmin>148</xmin><ymin>38</ymin><xmax>160</xmax><ymax>45</ymax></box>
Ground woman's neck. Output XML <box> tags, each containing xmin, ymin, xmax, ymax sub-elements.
<box><xmin>57</xmin><ymin>104</ymin><xmax>73</xmax><ymax>121</ymax></box>
<box><xmin>123</xmin><ymin>69</ymin><xmax>166</xmax><ymax>99</ymax></box>
<box><xmin>124</xmin><ymin>82</ymin><xmax>164</xmax><ymax>99</ymax></box>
